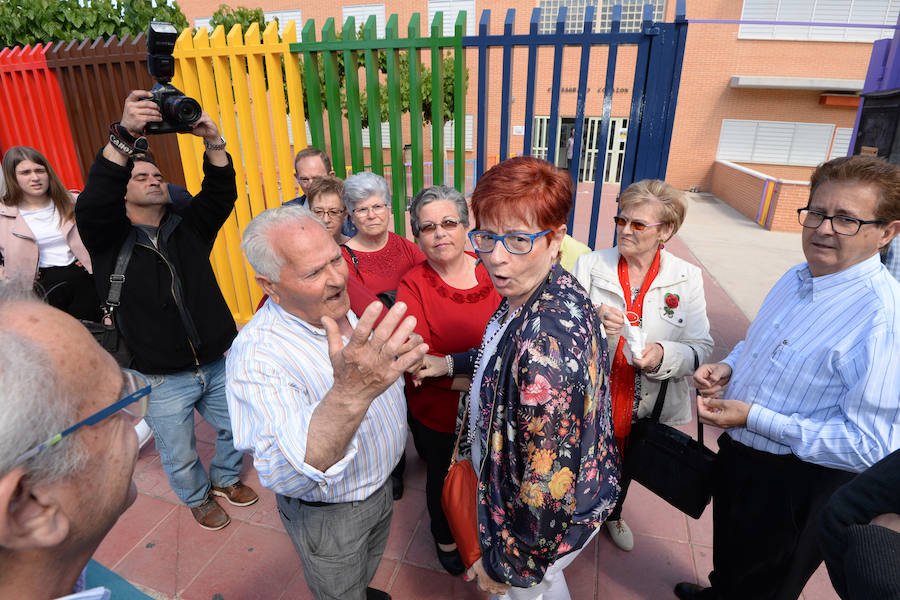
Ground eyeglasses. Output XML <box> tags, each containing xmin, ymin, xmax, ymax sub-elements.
<box><xmin>312</xmin><ymin>208</ymin><xmax>346</xmax><ymax>219</ymax></box>
<box><xmin>10</xmin><ymin>369</ymin><xmax>151</xmax><ymax>468</ymax></box>
<box><xmin>418</xmin><ymin>218</ymin><xmax>461</xmax><ymax>234</ymax></box>
<box><xmin>296</xmin><ymin>176</ymin><xmax>316</xmax><ymax>185</ymax></box>
<box><xmin>613</xmin><ymin>216</ymin><xmax>663</xmax><ymax>231</ymax></box>
<box><xmin>797</xmin><ymin>208</ymin><xmax>885</xmax><ymax>236</ymax></box>
<box><xmin>468</xmin><ymin>230</ymin><xmax>551</xmax><ymax>254</ymax></box>
<box><xmin>353</xmin><ymin>203</ymin><xmax>388</xmax><ymax>217</ymax></box>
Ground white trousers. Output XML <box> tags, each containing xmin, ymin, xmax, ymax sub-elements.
<box><xmin>493</xmin><ymin>526</ymin><xmax>601</xmax><ymax>600</ymax></box>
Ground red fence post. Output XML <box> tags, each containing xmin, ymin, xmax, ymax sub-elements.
<box><xmin>0</xmin><ymin>42</ymin><xmax>84</xmax><ymax>190</ymax></box>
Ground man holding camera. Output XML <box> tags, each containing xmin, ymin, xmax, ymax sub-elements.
<box><xmin>75</xmin><ymin>91</ymin><xmax>257</xmax><ymax>531</ymax></box>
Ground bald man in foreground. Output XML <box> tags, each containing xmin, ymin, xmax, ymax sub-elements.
<box><xmin>0</xmin><ymin>282</ymin><xmax>147</xmax><ymax>599</ymax></box>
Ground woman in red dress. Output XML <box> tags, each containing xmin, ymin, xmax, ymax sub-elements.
<box><xmin>398</xmin><ymin>185</ymin><xmax>501</xmax><ymax>575</ymax></box>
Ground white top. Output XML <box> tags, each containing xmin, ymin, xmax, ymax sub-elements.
<box><xmin>226</xmin><ymin>300</ymin><xmax>407</xmax><ymax>502</ymax></box>
<box><xmin>19</xmin><ymin>203</ymin><xmax>75</xmax><ymax>268</ymax></box>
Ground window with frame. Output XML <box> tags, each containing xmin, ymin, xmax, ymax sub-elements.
<box><xmin>342</xmin><ymin>4</ymin><xmax>386</xmax><ymax>37</ymax></box>
<box><xmin>717</xmin><ymin>119</ymin><xmax>839</xmax><ymax>166</ymax></box>
<box><xmin>597</xmin><ymin>0</ymin><xmax>666</xmax><ymax>32</ymax></box>
<box><xmin>428</xmin><ymin>0</ymin><xmax>477</xmax><ymax>36</ymax></box>
<box><xmin>538</xmin><ymin>0</ymin><xmax>665</xmax><ymax>34</ymax></box>
<box><xmin>739</xmin><ymin>0</ymin><xmax>900</xmax><ymax>43</ymax></box>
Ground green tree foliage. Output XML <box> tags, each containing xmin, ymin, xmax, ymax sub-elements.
<box><xmin>206</xmin><ymin>5</ymin><xmax>270</xmax><ymax>35</ymax></box>
<box><xmin>0</xmin><ymin>0</ymin><xmax>189</xmax><ymax>49</ymax></box>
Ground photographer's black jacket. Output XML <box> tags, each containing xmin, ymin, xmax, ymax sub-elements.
<box><xmin>76</xmin><ymin>150</ymin><xmax>238</xmax><ymax>374</ymax></box>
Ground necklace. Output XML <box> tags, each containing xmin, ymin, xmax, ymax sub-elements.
<box><xmin>466</xmin><ymin>304</ymin><xmax>524</xmax><ymax>451</ymax></box>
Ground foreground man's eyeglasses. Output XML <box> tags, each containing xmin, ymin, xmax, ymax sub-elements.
<box><xmin>11</xmin><ymin>369</ymin><xmax>151</xmax><ymax>468</ymax></box>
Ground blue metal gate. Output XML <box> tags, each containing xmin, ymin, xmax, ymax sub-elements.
<box><xmin>465</xmin><ymin>1</ymin><xmax>688</xmax><ymax>248</ymax></box>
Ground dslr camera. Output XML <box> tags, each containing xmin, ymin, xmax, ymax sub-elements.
<box><xmin>145</xmin><ymin>21</ymin><xmax>202</xmax><ymax>134</ymax></box>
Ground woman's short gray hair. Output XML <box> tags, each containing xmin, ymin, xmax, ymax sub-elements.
<box><xmin>241</xmin><ymin>205</ymin><xmax>324</xmax><ymax>282</ymax></box>
<box><xmin>409</xmin><ymin>185</ymin><xmax>469</xmax><ymax>236</ymax></box>
<box><xmin>342</xmin><ymin>172</ymin><xmax>392</xmax><ymax>214</ymax></box>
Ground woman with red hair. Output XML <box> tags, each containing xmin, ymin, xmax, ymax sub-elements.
<box><xmin>456</xmin><ymin>156</ymin><xmax>621</xmax><ymax>598</ymax></box>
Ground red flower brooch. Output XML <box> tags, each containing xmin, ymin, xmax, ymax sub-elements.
<box><xmin>663</xmin><ymin>293</ymin><xmax>680</xmax><ymax>317</ymax></box>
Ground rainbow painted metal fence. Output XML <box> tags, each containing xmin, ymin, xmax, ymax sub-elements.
<box><xmin>0</xmin><ymin>3</ymin><xmax>687</xmax><ymax>326</ymax></box>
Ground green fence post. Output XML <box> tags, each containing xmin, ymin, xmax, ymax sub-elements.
<box><xmin>321</xmin><ymin>19</ymin><xmax>346</xmax><ymax>177</ymax></box>
<box><xmin>430</xmin><ymin>12</ymin><xmax>445</xmax><ymax>187</ymax></box>
<box><xmin>301</xmin><ymin>20</ymin><xmax>326</xmax><ymax>150</ymax></box>
<box><xmin>385</xmin><ymin>14</ymin><xmax>406</xmax><ymax>235</ymax></box>
<box><xmin>363</xmin><ymin>16</ymin><xmax>384</xmax><ymax>177</ymax></box>
<box><xmin>408</xmin><ymin>13</ymin><xmax>424</xmax><ymax>196</ymax></box>
<box><xmin>453</xmin><ymin>12</ymin><xmax>466</xmax><ymax>193</ymax></box>
<box><xmin>342</xmin><ymin>17</ymin><xmax>365</xmax><ymax>174</ymax></box>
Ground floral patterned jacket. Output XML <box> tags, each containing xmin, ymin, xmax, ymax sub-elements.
<box><xmin>460</xmin><ymin>264</ymin><xmax>621</xmax><ymax>588</ymax></box>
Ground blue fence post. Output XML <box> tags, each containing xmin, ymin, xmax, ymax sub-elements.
<box><xmin>474</xmin><ymin>10</ymin><xmax>491</xmax><ymax>182</ymax></box>
<box><xmin>546</xmin><ymin>5</ymin><xmax>568</xmax><ymax>167</ymax></box>
<box><xmin>587</xmin><ymin>4</ymin><xmax>622</xmax><ymax>249</ymax></box>
<box><xmin>498</xmin><ymin>9</ymin><xmax>515</xmax><ymax>162</ymax></box>
<box><xmin>566</xmin><ymin>4</ymin><xmax>595</xmax><ymax>235</ymax></box>
<box><xmin>522</xmin><ymin>8</ymin><xmax>541</xmax><ymax>157</ymax></box>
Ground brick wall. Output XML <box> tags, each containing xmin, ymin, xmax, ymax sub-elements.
<box><xmin>709</xmin><ymin>161</ymin><xmax>766</xmax><ymax>222</ymax></box>
<box><xmin>769</xmin><ymin>182</ymin><xmax>808</xmax><ymax>232</ymax></box>
<box><xmin>178</xmin><ymin>1</ymin><xmax>877</xmax><ymax>190</ymax></box>
<box><xmin>711</xmin><ymin>160</ymin><xmax>809</xmax><ymax>232</ymax></box>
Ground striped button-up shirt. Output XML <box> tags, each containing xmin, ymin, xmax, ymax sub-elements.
<box><xmin>883</xmin><ymin>236</ymin><xmax>900</xmax><ymax>282</ymax></box>
<box><xmin>225</xmin><ymin>300</ymin><xmax>406</xmax><ymax>502</ymax></box>
<box><xmin>724</xmin><ymin>254</ymin><xmax>900</xmax><ymax>473</ymax></box>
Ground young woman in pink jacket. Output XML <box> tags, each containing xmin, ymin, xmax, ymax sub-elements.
<box><xmin>0</xmin><ymin>146</ymin><xmax>99</xmax><ymax>321</ymax></box>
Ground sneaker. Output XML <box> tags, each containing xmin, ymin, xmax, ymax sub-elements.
<box><xmin>190</xmin><ymin>495</ymin><xmax>230</xmax><ymax>531</ymax></box>
<box><xmin>211</xmin><ymin>481</ymin><xmax>259</xmax><ymax>507</ymax></box>
<box><xmin>606</xmin><ymin>518</ymin><xmax>634</xmax><ymax>551</ymax></box>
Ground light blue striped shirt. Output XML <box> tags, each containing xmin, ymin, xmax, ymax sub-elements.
<box><xmin>225</xmin><ymin>300</ymin><xmax>407</xmax><ymax>502</ymax></box>
<box><xmin>883</xmin><ymin>236</ymin><xmax>900</xmax><ymax>282</ymax></box>
<box><xmin>724</xmin><ymin>254</ymin><xmax>900</xmax><ymax>473</ymax></box>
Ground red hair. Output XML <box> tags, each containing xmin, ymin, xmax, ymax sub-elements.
<box><xmin>471</xmin><ymin>156</ymin><xmax>573</xmax><ymax>231</ymax></box>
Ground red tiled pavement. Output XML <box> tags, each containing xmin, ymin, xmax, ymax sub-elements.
<box><xmin>94</xmin><ymin>186</ymin><xmax>839</xmax><ymax>599</ymax></box>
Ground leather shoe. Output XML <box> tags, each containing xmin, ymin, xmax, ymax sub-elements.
<box><xmin>190</xmin><ymin>495</ymin><xmax>230</xmax><ymax>531</ymax></box>
<box><xmin>390</xmin><ymin>474</ymin><xmax>404</xmax><ymax>500</ymax></box>
<box><xmin>674</xmin><ymin>582</ymin><xmax>709</xmax><ymax>600</ymax></box>
<box><xmin>211</xmin><ymin>481</ymin><xmax>259</xmax><ymax>506</ymax></box>
<box><xmin>435</xmin><ymin>542</ymin><xmax>465</xmax><ymax>576</ymax></box>
<box><xmin>365</xmin><ymin>587</ymin><xmax>391</xmax><ymax>600</ymax></box>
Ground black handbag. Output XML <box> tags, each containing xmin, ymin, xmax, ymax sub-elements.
<box><xmin>80</xmin><ymin>231</ymin><xmax>135</xmax><ymax>368</ymax></box>
<box><xmin>624</xmin><ymin>348</ymin><xmax>715</xmax><ymax>519</ymax></box>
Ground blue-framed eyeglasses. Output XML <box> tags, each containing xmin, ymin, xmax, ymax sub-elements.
<box><xmin>11</xmin><ymin>369</ymin><xmax>151</xmax><ymax>468</ymax></box>
<box><xmin>468</xmin><ymin>230</ymin><xmax>552</xmax><ymax>255</ymax></box>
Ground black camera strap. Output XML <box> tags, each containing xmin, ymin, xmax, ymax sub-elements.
<box><xmin>109</xmin><ymin>122</ymin><xmax>149</xmax><ymax>156</ymax></box>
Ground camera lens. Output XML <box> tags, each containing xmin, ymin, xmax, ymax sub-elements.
<box><xmin>165</xmin><ymin>96</ymin><xmax>202</xmax><ymax>126</ymax></box>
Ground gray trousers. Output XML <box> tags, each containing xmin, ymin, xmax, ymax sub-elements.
<box><xmin>277</xmin><ymin>481</ymin><xmax>393</xmax><ymax>600</ymax></box>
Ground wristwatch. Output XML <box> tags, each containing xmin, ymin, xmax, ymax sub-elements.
<box><xmin>204</xmin><ymin>136</ymin><xmax>226</xmax><ymax>151</ymax></box>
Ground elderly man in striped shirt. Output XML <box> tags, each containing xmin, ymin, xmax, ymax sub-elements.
<box><xmin>674</xmin><ymin>156</ymin><xmax>900</xmax><ymax>600</ymax></box>
<box><xmin>225</xmin><ymin>205</ymin><xmax>427</xmax><ymax>600</ymax></box>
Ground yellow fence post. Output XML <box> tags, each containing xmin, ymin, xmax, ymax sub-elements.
<box><xmin>170</xmin><ymin>20</ymin><xmax>317</xmax><ymax>324</ymax></box>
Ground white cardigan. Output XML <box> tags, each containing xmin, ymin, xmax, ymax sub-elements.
<box><xmin>573</xmin><ymin>248</ymin><xmax>713</xmax><ymax>426</ymax></box>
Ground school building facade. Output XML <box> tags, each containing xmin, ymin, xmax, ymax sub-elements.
<box><xmin>180</xmin><ymin>0</ymin><xmax>899</xmax><ymax>232</ymax></box>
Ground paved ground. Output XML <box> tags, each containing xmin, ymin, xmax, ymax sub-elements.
<box><xmin>95</xmin><ymin>190</ymin><xmax>839</xmax><ymax>599</ymax></box>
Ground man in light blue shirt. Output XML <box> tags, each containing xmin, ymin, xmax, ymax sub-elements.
<box><xmin>225</xmin><ymin>206</ymin><xmax>426</xmax><ymax>600</ymax></box>
<box><xmin>675</xmin><ymin>156</ymin><xmax>900</xmax><ymax>600</ymax></box>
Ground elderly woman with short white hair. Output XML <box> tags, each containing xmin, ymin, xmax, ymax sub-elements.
<box><xmin>341</xmin><ymin>172</ymin><xmax>425</xmax><ymax>302</ymax></box>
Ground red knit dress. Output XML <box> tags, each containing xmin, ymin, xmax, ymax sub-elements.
<box><xmin>397</xmin><ymin>256</ymin><xmax>501</xmax><ymax>432</ymax></box>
